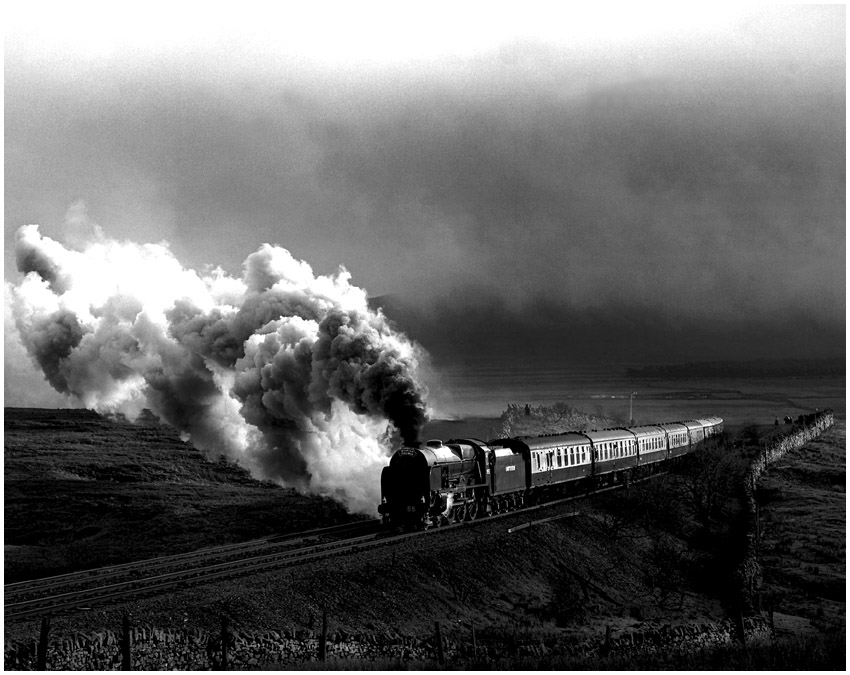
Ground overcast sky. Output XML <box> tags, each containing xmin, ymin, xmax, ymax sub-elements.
<box><xmin>5</xmin><ymin>3</ymin><xmax>846</xmax><ymax>380</ymax></box>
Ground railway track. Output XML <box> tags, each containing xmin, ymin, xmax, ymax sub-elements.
<box><xmin>4</xmin><ymin>519</ymin><xmax>381</xmax><ymax>621</ymax></box>
<box><xmin>4</xmin><ymin>475</ymin><xmax>657</xmax><ymax>622</ymax></box>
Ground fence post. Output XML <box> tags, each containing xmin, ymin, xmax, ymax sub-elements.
<box><xmin>319</xmin><ymin>610</ymin><xmax>328</xmax><ymax>662</ymax></box>
<box><xmin>221</xmin><ymin>615</ymin><xmax>230</xmax><ymax>671</ymax></box>
<box><xmin>602</xmin><ymin>625</ymin><xmax>612</xmax><ymax>656</ymax></box>
<box><xmin>471</xmin><ymin>622</ymin><xmax>477</xmax><ymax>657</ymax></box>
<box><xmin>121</xmin><ymin>615</ymin><xmax>132</xmax><ymax>670</ymax></box>
<box><xmin>735</xmin><ymin>612</ymin><xmax>747</xmax><ymax>648</ymax></box>
<box><xmin>434</xmin><ymin>621</ymin><xmax>445</xmax><ymax>665</ymax></box>
<box><xmin>36</xmin><ymin>616</ymin><xmax>50</xmax><ymax>671</ymax></box>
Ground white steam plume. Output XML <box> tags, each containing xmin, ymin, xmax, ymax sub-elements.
<box><xmin>9</xmin><ymin>223</ymin><xmax>429</xmax><ymax>513</ymax></box>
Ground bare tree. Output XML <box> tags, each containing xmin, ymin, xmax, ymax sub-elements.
<box><xmin>680</xmin><ymin>444</ymin><xmax>744</xmax><ymax>531</ymax></box>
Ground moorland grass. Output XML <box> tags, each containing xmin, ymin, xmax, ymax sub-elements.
<box><xmin>4</xmin><ymin>408</ymin><xmax>360</xmax><ymax>582</ymax></box>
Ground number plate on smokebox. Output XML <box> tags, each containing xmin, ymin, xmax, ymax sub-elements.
<box><xmin>407</xmin><ymin>506</ymin><xmax>416</xmax><ymax>513</ymax></box>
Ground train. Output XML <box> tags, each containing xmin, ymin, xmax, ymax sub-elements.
<box><xmin>378</xmin><ymin>416</ymin><xmax>724</xmax><ymax>529</ymax></box>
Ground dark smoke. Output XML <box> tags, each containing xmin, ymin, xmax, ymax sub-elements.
<box><xmin>9</xmin><ymin>224</ymin><xmax>430</xmax><ymax>512</ymax></box>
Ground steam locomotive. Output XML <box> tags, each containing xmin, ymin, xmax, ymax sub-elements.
<box><xmin>378</xmin><ymin>417</ymin><xmax>724</xmax><ymax>528</ymax></box>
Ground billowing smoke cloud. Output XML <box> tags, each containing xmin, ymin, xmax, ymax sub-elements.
<box><xmin>9</xmin><ymin>223</ymin><xmax>429</xmax><ymax>513</ymax></box>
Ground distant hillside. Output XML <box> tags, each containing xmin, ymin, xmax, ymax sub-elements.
<box><xmin>627</xmin><ymin>358</ymin><xmax>844</xmax><ymax>379</ymax></box>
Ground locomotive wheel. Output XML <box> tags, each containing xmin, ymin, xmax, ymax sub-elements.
<box><xmin>452</xmin><ymin>505</ymin><xmax>464</xmax><ymax>523</ymax></box>
<box><xmin>465</xmin><ymin>499</ymin><xmax>479</xmax><ymax>521</ymax></box>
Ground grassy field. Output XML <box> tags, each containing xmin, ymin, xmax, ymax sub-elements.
<box><xmin>4</xmin><ymin>408</ymin><xmax>359</xmax><ymax>581</ymax></box>
<box><xmin>757</xmin><ymin>420</ymin><xmax>845</xmax><ymax>636</ymax></box>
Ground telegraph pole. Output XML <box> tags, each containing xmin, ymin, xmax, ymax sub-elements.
<box><xmin>629</xmin><ymin>392</ymin><xmax>637</xmax><ymax>425</ymax></box>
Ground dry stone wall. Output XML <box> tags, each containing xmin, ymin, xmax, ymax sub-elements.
<box><xmin>5</xmin><ymin>616</ymin><xmax>773</xmax><ymax>669</ymax></box>
<box><xmin>735</xmin><ymin>411</ymin><xmax>834</xmax><ymax>611</ymax></box>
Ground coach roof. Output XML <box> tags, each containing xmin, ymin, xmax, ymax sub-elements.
<box><xmin>519</xmin><ymin>433</ymin><xmax>589</xmax><ymax>451</ymax></box>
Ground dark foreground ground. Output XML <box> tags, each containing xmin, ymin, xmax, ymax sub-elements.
<box><xmin>4</xmin><ymin>407</ymin><xmax>845</xmax><ymax>669</ymax></box>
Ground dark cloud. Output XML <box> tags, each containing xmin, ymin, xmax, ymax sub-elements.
<box><xmin>5</xmin><ymin>6</ymin><xmax>844</xmax><ymax>370</ymax></box>
<box><xmin>317</xmin><ymin>68</ymin><xmax>844</xmax><ymax>323</ymax></box>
